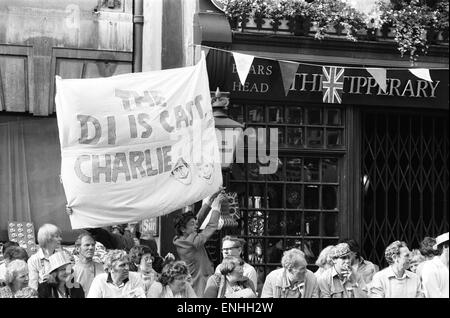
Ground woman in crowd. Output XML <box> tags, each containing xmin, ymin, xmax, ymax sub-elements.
<box><xmin>0</xmin><ymin>246</ymin><xmax>28</xmax><ymax>286</ymax></box>
<box><xmin>27</xmin><ymin>223</ymin><xmax>63</xmax><ymax>290</ymax></box>
<box><xmin>416</xmin><ymin>237</ymin><xmax>438</xmax><ymax>276</ymax></box>
<box><xmin>409</xmin><ymin>249</ymin><xmax>425</xmax><ymax>273</ymax></box>
<box><xmin>147</xmin><ymin>261</ymin><xmax>197</xmax><ymax>298</ymax></box>
<box><xmin>129</xmin><ymin>245</ymin><xmax>158</xmax><ymax>295</ymax></box>
<box><xmin>38</xmin><ymin>251</ymin><xmax>84</xmax><ymax>298</ymax></box>
<box><xmin>0</xmin><ymin>259</ymin><xmax>37</xmax><ymax>298</ymax></box>
<box><xmin>173</xmin><ymin>190</ymin><xmax>223</xmax><ymax>297</ymax></box>
<box><xmin>314</xmin><ymin>245</ymin><xmax>335</xmax><ymax>279</ymax></box>
<box><xmin>204</xmin><ymin>256</ymin><xmax>256</xmax><ymax>298</ymax></box>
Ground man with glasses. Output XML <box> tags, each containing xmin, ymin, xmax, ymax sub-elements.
<box><xmin>215</xmin><ymin>236</ymin><xmax>257</xmax><ymax>291</ymax></box>
<box><xmin>261</xmin><ymin>248</ymin><xmax>319</xmax><ymax>298</ymax></box>
<box><xmin>318</xmin><ymin>243</ymin><xmax>367</xmax><ymax>298</ymax></box>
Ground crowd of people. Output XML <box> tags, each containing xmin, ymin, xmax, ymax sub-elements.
<box><xmin>0</xmin><ymin>190</ymin><xmax>448</xmax><ymax>298</ymax></box>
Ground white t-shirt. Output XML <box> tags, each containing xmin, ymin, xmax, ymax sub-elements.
<box><xmin>87</xmin><ymin>272</ymin><xmax>145</xmax><ymax>298</ymax></box>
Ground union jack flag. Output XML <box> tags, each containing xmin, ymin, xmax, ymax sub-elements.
<box><xmin>322</xmin><ymin>66</ymin><xmax>345</xmax><ymax>104</ymax></box>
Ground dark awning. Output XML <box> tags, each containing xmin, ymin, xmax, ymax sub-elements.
<box><xmin>196</xmin><ymin>12</ymin><xmax>231</xmax><ymax>44</ymax></box>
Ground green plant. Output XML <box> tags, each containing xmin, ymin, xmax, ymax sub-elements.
<box><xmin>433</xmin><ymin>1</ymin><xmax>449</xmax><ymax>34</ymax></box>
<box><xmin>266</xmin><ymin>0</ymin><xmax>290</xmax><ymax>23</ymax></box>
<box><xmin>262</xmin><ymin>0</ymin><xmax>290</xmax><ymax>31</ymax></box>
<box><xmin>379</xmin><ymin>0</ymin><xmax>435</xmax><ymax>63</ymax></box>
<box><xmin>285</xmin><ymin>0</ymin><xmax>313</xmax><ymax>18</ymax></box>
<box><xmin>252</xmin><ymin>0</ymin><xmax>269</xmax><ymax>17</ymax></box>
<box><xmin>223</xmin><ymin>0</ymin><xmax>253</xmax><ymax>29</ymax></box>
<box><xmin>337</xmin><ymin>6</ymin><xmax>366</xmax><ymax>41</ymax></box>
<box><xmin>310</xmin><ymin>0</ymin><xmax>366</xmax><ymax>41</ymax></box>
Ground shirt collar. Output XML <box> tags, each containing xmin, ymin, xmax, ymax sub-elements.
<box><xmin>106</xmin><ymin>272</ymin><xmax>130</xmax><ymax>287</ymax></box>
<box><xmin>278</xmin><ymin>269</ymin><xmax>304</xmax><ymax>290</ymax></box>
<box><xmin>331</xmin><ymin>267</ymin><xmax>340</xmax><ymax>278</ymax></box>
<box><xmin>37</xmin><ymin>248</ymin><xmax>47</xmax><ymax>260</ymax></box>
<box><xmin>386</xmin><ymin>266</ymin><xmax>411</xmax><ymax>279</ymax></box>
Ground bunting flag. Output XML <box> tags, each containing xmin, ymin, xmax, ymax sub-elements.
<box><xmin>322</xmin><ymin>66</ymin><xmax>345</xmax><ymax>104</ymax></box>
<box><xmin>366</xmin><ymin>68</ymin><xmax>387</xmax><ymax>93</ymax></box>
<box><xmin>279</xmin><ymin>60</ymin><xmax>300</xmax><ymax>96</ymax></box>
<box><xmin>409</xmin><ymin>68</ymin><xmax>433</xmax><ymax>82</ymax></box>
<box><xmin>232</xmin><ymin>52</ymin><xmax>254</xmax><ymax>86</ymax></box>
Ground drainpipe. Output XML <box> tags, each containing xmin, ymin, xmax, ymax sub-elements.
<box><xmin>133</xmin><ymin>0</ymin><xmax>144</xmax><ymax>72</ymax></box>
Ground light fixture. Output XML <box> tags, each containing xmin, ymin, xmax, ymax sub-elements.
<box><xmin>211</xmin><ymin>87</ymin><xmax>244</xmax><ymax>170</ymax></box>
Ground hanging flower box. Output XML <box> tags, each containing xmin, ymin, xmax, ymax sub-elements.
<box><xmin>224</xmin><ymin>0</ymin><xmax>449</xmax><ymax>61</ymax></box>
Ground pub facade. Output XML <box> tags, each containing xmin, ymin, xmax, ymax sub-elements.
<box><xmin>0</xmin><ymin>0</ymin><xmax>448</xmax><ymax>289</ymax></box>
<box><xmin>193</xmin><ymin>0</ymin><xmax>449</xmax><ymax>282</ymax></box>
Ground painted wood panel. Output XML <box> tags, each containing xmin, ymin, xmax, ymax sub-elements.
<box><xmin>0</xmin><ymin>0</ymin><xmax>133</xmax><ymax>116</ymax></box>
<box><xmin>0</xmin><ymin>55</ymin><xmax>27</xmax><ymax>112</ymax></box>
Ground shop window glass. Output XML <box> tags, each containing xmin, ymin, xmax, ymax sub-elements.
<box><xmin>286</xmin><ymin>158</ymin><xmax>303</xmax><ymax>182</ymax></box>
<box><xmin>304</xmin><ymin>185</ymin><xmax>319</xmax><ymax>209</ymax></box>
<box><xmin>286</xmin><ymin>106</ymin><xmax>303</xmax><ymax>124</ymax></box>
<box><xmin>306</xmin><ymin>128</ymin><xmax>323</xmax><ymax>147</ymax></box>
<box><xmin>248</xmin><ymin>105</ymin><xmax>265</xmax><ymax>123</ymax></box>
<box><xmin>228</xmin><ymin>103</ymin><xmax>344</xmax><ymax>286</ymax></box>
<box><xmin>286</xmin><ymin>212</ymin><xmax>302</xmax><ymax>236</ymax></box>
<box><xmin>304</xmin><ymin>158</ymin><xmax>320</xmax><ymax>182</ymax></box>
<box><xmin>268</xmin><ymin>106</ymin><xmax>284</xmax><ymax>123</ymax></box>
<box><xmin>306</xmin><ymin>108</ymin><xmax>322</xmax><ymax>125</ymax></box>
<box><xmin>287</xmin><ymin>127</ymin><xmax>304</xmax><ymax>146</ymax></box>
<box><xmin>327</xmin><ymin>108</ymin><xmax>342</xmax><ymax>125</ymax></box>
<box><xmin>286</xmin><ymin>184</ymin><xmax>302</xmax><ymax>209</ymax></box>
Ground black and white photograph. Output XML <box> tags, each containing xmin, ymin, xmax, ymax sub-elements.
<box><xmin>0</xmin><ymin>0</ymin><xmax>448</xmax><ymax>306</ymax></box>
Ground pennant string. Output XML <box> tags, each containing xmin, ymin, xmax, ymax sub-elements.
<box><xmin>192</xmin><ymin>44</ymin><xmax>449</xmax><ymax>71</ymax></box>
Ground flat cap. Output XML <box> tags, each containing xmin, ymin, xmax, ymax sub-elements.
<box><xmin>330</xmin><ymin>243</ymin><xmax>351</xmax><ymax>259</ymax></box>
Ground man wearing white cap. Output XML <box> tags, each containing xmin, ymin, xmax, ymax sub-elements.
<box><xmin>420</xmin><ymin>232</ymin><xmax>449</xmax><ymax>298</ymax></box>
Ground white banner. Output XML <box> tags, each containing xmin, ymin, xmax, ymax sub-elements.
<box><xmin>55</xmin><ymin>54</ymin><xmax>222</xmax><ymax>229</ymax></box>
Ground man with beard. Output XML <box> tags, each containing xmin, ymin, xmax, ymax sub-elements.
<box><xmin>87</xmin><ymin>250</ymin><xmax>145</xmax><ymax>298</ymax></box>
<box><xmin>318</xmin><ymin>243</ymin><xmax>367</xmax><ymax>298</ymax></box>
<box><xmin>72</xmin><ymin>232</ymin><xmax>104</xmax><ymax>295</ymax></box>
<box><xmin>369</xmin><ymin>240</ymin><xmax>424</xmax><ymax>298</ymax></box>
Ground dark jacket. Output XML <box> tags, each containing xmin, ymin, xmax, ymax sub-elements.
<box><xmin>86</xmin><ymin>228</ymin><xmax>135</xmax><ymax>252</ymax></box>
<box><xmin>173</xmin><ymin>203</ymin><xmax>218</xmax><ymax>298</ymax></box>
<box><xmin>38</xmin><ymin>282</ymin><xmax>85</xmax><ymax>298</ymax></box>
